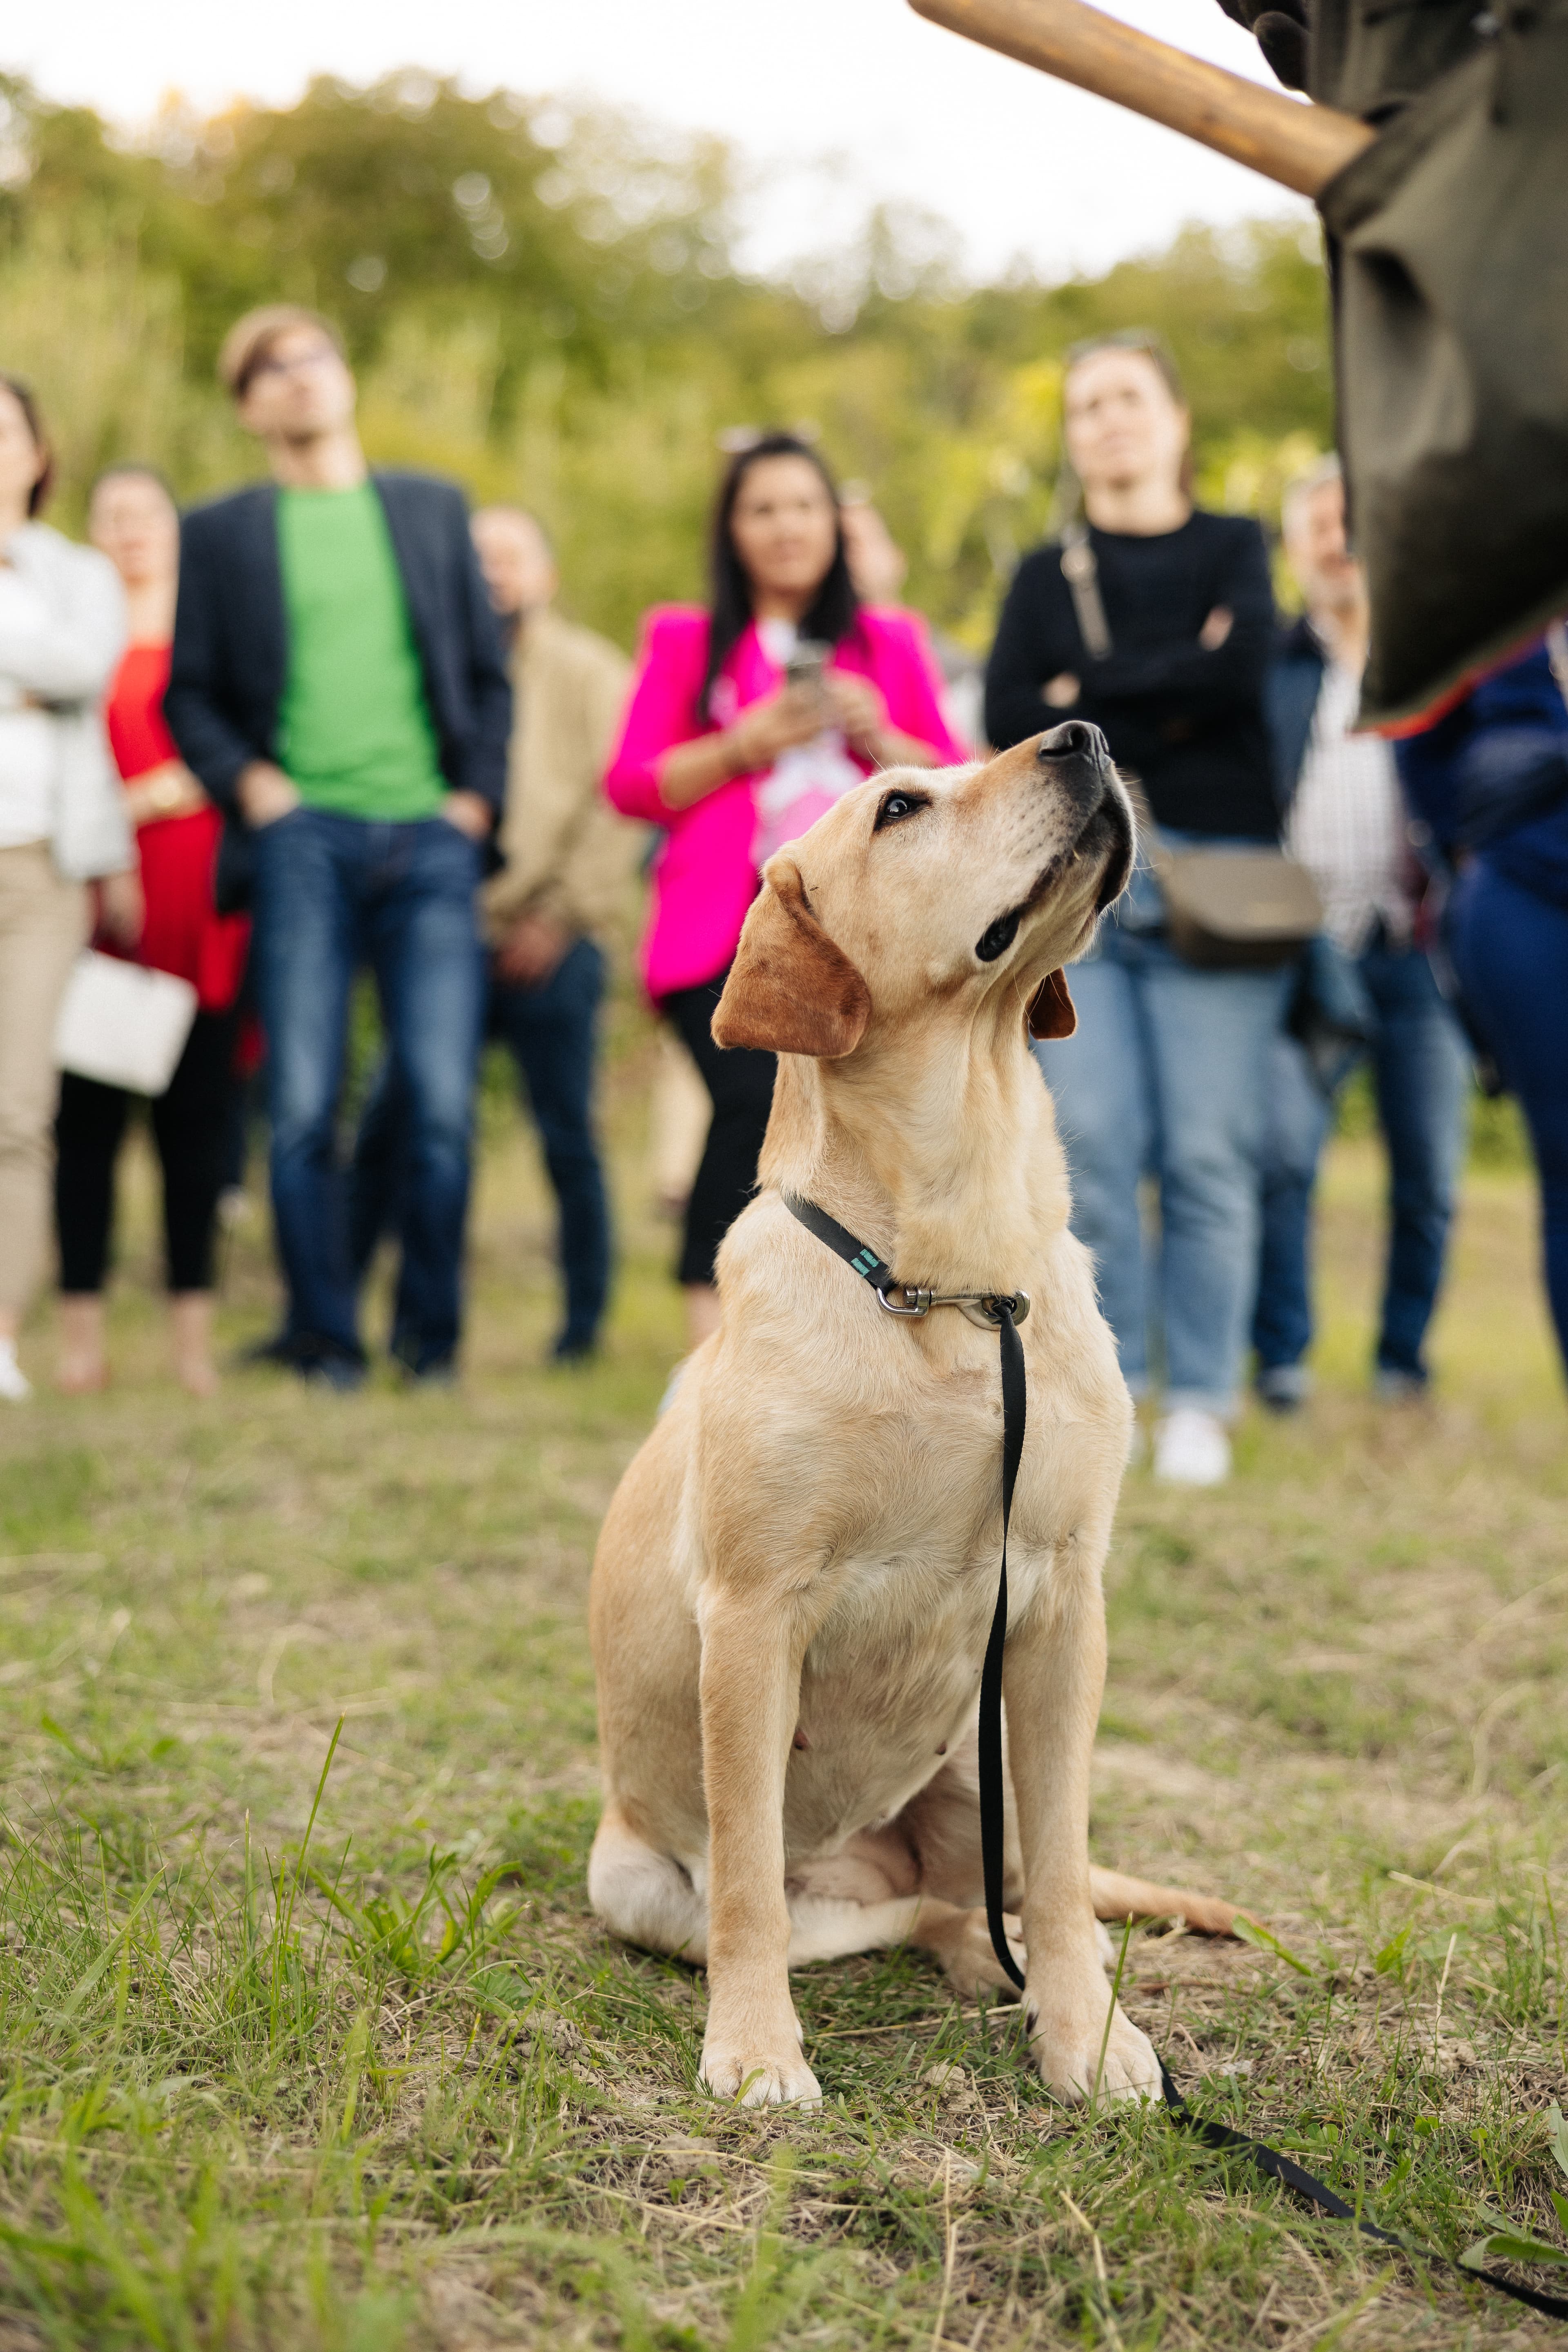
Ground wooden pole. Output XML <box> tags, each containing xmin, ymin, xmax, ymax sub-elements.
<box><xmin>907</xmin><ymin>0</ymin><xmax>1374</xmax><ymax>199</ymax></box>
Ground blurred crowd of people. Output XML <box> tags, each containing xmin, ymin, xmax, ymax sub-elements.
<box><xmin>0</xmin><ymin>304</ymin><xmax>1563</xmax><ymax>1472</ymax></box>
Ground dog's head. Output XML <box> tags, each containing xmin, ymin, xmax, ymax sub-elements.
<box><xmin>712</xmin><ymin>723</ymin><xmax>1134</xmax><ymax>1058</ymax></box>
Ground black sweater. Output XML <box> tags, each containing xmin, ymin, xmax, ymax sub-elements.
<box><xmin>984</xmin><ymin>510</ymin><xmax>1279</xmax><ymax>840</ymax></box>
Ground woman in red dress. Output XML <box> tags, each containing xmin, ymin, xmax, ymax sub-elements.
<box><xmin>53</xmin><ymin>467</ymin><xmax>249</xmax><ymax>1394</ymax></box>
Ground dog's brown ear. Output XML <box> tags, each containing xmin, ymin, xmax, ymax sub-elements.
<box><xmin>1027</xmin><ymin>969</ymin><xmax>1076</xmax><ymax>1040</ymax></box>
<box><xmin>712</xmin><ymin>862</ymin><xmax>871</xmax><ymax>1058</ymax></box>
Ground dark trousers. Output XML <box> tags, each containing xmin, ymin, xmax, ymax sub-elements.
<box><xmin>491</xmin><ymin>938</ymin><xmax>611</xmax><ymax>1349</ymax></box>
<box><xmin>1452</xmin><ymin>857</ymin><xmax>1568</xmax><ymax>1375</ymax></box>
<box><xmin>353</xmin><ymin>937</ymin><xmax>614</xmax><ymax>1352</ymax></box>
<box><xmin>55</xmin><ymin>1007</ymin><xmax>241</xmax><ymax>1295</ymax></box>
<box><xmin>662</xmin><ymin>968</ymin><xmax>775</xmax><ymax>1287</ymax></box>
<box><xmin>251</xmin><ymin>808</ymin><xmax>485</xmax><ymax>1374</ymax></box>
<box><xmin>1253</xmin><ymin>937</ymin><xmax>1469</xmax><ymax>1383</ymax></box>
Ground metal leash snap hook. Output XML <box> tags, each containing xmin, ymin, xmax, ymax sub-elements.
<box><xmin>876</xmin><ymin>1284</ymin><xmax>931</xmax><ymax>1319</ymax></box>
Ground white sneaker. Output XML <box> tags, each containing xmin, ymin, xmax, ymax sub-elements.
<box><xmin>0</xmin><ymin>1341</ymin><xmax>31</xmax><ymax>1403</ymax></box>
<box><xmin>1153</xmin><ymin>1406</ymin><xmax>1230</xmax><ymax>1486</ymax></box>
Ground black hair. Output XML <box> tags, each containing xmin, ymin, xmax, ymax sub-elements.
<box><xmin>700</xmin><ymin>431</ymin><xmax>859</xmax><ymax>719</ymax></box>
<box><xmin>0</xmin><ymin>375</ymin><xmax>53</xmax><ymax>517</ymax></box>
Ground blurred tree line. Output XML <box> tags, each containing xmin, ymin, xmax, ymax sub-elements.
<box><xmin>0</xmin><ymin>68</ymin><xmax>1332</xmax><ymax>650</ymax></box>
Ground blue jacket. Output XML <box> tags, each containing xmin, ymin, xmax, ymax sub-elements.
<box><xmin>1264</xmin><ymin>615</ymin><xmax>1326</xmax><ymax>817</ymax></box>
<box><xmin>1395</xmin><ymin>641</ymin><xmax>1568</xmax><ymax>912</ymax></box>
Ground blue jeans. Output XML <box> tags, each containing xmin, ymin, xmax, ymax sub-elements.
<box><xmin>490</xmin><ymin>938</ymin><xmax>611</xmax><ymax>1350</ymax></box>
<box><xmin>1035</xmin><ymin>920</ymin><xmax>1289</xmax><ymax>1416</ymax></box>
<box><xmin>1451</xmin><ymin>858</ymin><xmax>1568</xmax><ymax>1377</ymax></box>
<box><xmin>1254</xmin><ymin>938</ymin><xmax>1469</xmax><ymax>1384</ymax></box>
<box><xmin>251</xmin><ymin>807</ymin><xmax>484</xmax><ymax>1372</ymax></box>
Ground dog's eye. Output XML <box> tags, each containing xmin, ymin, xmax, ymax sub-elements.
<box><xmin>975</xmin><ymin>908</ymin><xmax>1022</xmax><ymax>963</ymax></box>
<box><xmin>874</xmin><ymin>789</ymin><xmax>927</xmax><ymax>833</ymax></box>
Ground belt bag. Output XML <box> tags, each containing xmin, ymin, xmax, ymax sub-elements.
<box><xmin>1147</xmin><ymin>833</ymin><xmax>1322</xmax><ymax>970</ymax></box>
<box><xmin>1057</xmin><ymin>530</ymin><xmax>1321</xmax><ymax>970</ymax></box>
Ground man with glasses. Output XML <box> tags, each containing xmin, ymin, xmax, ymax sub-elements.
<box><xmin>165</xmin><ymin>305</ymin><xmax>511</xmax><ymax>1387</ymax></box>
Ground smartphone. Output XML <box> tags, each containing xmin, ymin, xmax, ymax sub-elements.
<box><xmin>784</xmin><ymin>639</ymin><xmax>832</xmax><ymax>690</ymax></box>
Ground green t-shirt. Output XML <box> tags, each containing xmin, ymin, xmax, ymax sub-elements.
<box><xmin>276</xmin><ymin>483</ymin><xmax>447</xmax><ymax>821</ymax></box>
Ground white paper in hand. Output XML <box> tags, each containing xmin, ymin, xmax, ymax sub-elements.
<box><xmin>53</xmin><ymin>952</ymin><xmax>198</xmax><ymax>1097</ymax></box>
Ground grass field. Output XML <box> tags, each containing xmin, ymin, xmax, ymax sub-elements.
<box><xmin>0</xmin><ymin>1021</ymin><xmax>1565</xmax><ymax>2351</ymax></box>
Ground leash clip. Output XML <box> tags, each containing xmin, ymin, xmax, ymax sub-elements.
<box><xmin>876</xmin><ymin>1286</ymin><xmax>1031</xmax><ymax>1330</ymax></box>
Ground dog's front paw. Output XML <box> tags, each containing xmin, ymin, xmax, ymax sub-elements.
<box><xmin>700</xmin><ymin>2035</ymin><xmax>822</xmax><ymax>2107</ymax></box>
<box><xmin>1026</xmin><ymin>1984</ymin><xmax>1160</xmax><ymax>2105</ymax></box>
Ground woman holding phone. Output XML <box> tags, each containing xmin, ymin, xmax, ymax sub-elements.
<box><xmin>607</xmin><ymin>431</ymin><xmax>962</xmax><ymax>1347</ymax></box>
<box><xmin>985</xmin><ymin>333</ymin><xmax>1280</xmax><ymax>1487</ymax></box>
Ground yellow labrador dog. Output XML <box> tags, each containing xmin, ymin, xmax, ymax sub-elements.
<box><xmin>589</xmin><ymin>723</ymin><xmax>1236</xmax><ymax>2109</ymax></box>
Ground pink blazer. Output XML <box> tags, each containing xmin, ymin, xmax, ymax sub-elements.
<box><xmin>605</xmin><ymin>604</ymin><xmax>965</xmax><ymax>1000</ymax></box>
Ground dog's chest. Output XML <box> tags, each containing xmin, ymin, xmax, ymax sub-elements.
<box><xmin>778</xmin><ymin>1343</ymin><xmax>1108</xmax><ymax>1847</ymax></box>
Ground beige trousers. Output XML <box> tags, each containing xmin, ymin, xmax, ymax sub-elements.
<box><xmin>0</xmin><ymin>843</ymin><xmax>87</xmax><ymax>1316</ymax></box>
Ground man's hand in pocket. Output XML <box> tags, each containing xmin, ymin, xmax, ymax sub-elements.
<box><xmin>238</xmin><ymin>761</ymin><xmax>301</xmax><ymax>828</ymax></box>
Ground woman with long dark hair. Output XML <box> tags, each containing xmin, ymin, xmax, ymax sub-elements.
<box><xmin>607</xmin><ymin>432</ymin><xmax>962</xmax><ymax>1346</ymax></box>
<box><xmin>985</xmin><ymin>334</ymin><xmax>1281</xmax><ymax>1486</ymax></box>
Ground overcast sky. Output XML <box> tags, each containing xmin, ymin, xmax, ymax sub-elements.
<box><xmin>13</xmin><ymin>0</ymin><xmax>1310</xmax><ymax>283</ymax></box>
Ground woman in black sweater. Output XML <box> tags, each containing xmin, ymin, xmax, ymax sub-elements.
<box><xmin>985</xmin><ymin>335</ymin><xmax>1283</xmax><ymax>1486</ymax></box>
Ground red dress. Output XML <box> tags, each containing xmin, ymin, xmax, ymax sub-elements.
<box><xmin>105</xmin><ymin>644</ymin><xmax>249</xmax><ymax>1012</ymax></box>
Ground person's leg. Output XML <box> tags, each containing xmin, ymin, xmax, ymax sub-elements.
<box><xmin>0</xmin><ymin>846</ymin><xmax>89</xmax><ymax>1396</ymax></box>
<box><xmin>365</xmin><ymin>820</ymin><xmax>486</xmax><ymax>1378</ymax></box>
<box><xmin>149</xmin><ymin>1007</ymin><xmax>241</xmax><ymax>1396</ymax></box>
<box><xmin>1032</xmin><ymin>939</ymin><xmax>1153</xmax><ymax>1399</ymax></box>
<box><xmin>1251</xmin><ymin>1030</ymin><xmax>1336</xmax><ymax>1408</ymax></box>
<box><xmin>1363</xmin><ymin>941</ymin><xmax>1471</xmax><ymax>1390</ymax></box>
<box><xmin>1145</xmin><ymin>953</ymin><xmax>1292</xmax><ymax>1420</ymax></box>
<box><xmin>493</xmin><ymin>938</ymin><xmax>612</xmax><ymax>1357</ymax></box>
<box><xmin>54</xmin><ymin>1069</ymin><xmax>132</xmax><ymax>1392</ymax></box>
<box><xmin>663</xmin><ymin>972</ymin><xmax>775</xmax><ymax>1346</ymax></box>
<box><xmin>249</xmin><ymin>810</ymin><xmax>365</xmax><ymax>1370</ymax></box>
<box><xmin>1452</xmin><ymin>862</ymin><xmax>1568</xmax><ymax>1378</ymax></box>
<box><xmin>347</xmin><ymin>1054</ymin><xmax>407</xmax><ymax>1290</ymax></box>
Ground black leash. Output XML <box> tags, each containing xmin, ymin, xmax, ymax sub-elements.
<box><xmin>782</xmin><ymin>1187</ymin><xmax>1568</xmax><ymax>2324</ymax></box>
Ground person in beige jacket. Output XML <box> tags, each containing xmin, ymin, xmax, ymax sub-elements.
<box><xmin>473</xmin><ymin>507</ymin><xmax>642</xmax><ymax>1359</ymax></box>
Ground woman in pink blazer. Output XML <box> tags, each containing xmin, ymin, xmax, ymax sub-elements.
<box><xmin>606</xmin><ymin>431</ymin><xmax>964</xmax><ymax>1344</ymax></box>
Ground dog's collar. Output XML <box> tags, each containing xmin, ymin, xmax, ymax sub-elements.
<box><xmin>781</xmin><ymin>1191</ymin><xmax>1030</xmax><ymax>1331</ymax></box>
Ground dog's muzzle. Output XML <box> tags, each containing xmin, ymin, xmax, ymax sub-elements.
<box><xmin>1036</xmin><ymin>721</ymin><xmax>1134</xmax><ymax>911</ymax></box>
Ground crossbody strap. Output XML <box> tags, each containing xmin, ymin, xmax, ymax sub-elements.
<box><xmin>1060</xmin><ymin>523</ymin><xmax>1114</xmax><ymax>662</ymax></box>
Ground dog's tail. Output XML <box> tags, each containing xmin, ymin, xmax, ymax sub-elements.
<box><xmin>1089</xmin><ymin>1864</ymin><xmax>1248</xmax><ymax>1939</ymax></box>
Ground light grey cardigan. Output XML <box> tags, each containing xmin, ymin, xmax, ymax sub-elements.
<box><xmin>0</xmin><ymin>521</ymin><xmax>131</xmax><ymax>880</ymax></box>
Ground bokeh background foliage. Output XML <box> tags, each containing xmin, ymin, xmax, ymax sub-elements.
<box><xmin>0</xmin><ymin>69</ymin><xmax>1331</xmax><ymax>649</ymax></box>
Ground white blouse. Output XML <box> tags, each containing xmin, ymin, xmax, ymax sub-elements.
<box><xmin>0</xmin><ymin>568</ymin><xmax>56</xmax><ymax>849</ymax></box>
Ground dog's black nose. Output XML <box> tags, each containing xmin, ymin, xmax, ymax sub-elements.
<box><xmin>1038</xmin><ymin>719</ymin><xmax>1106</xmax><ymax>762</ymax></box>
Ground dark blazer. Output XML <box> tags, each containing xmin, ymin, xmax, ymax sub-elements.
<box><xmin>1265</xmin><ymin>615</ymin><xmax>1328</xmax><ymax>819</ymax></box>
<box><xmin>165</xmin><ymin>470</ymin><xmax>512</xmax><ymax>824</ymax></box>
